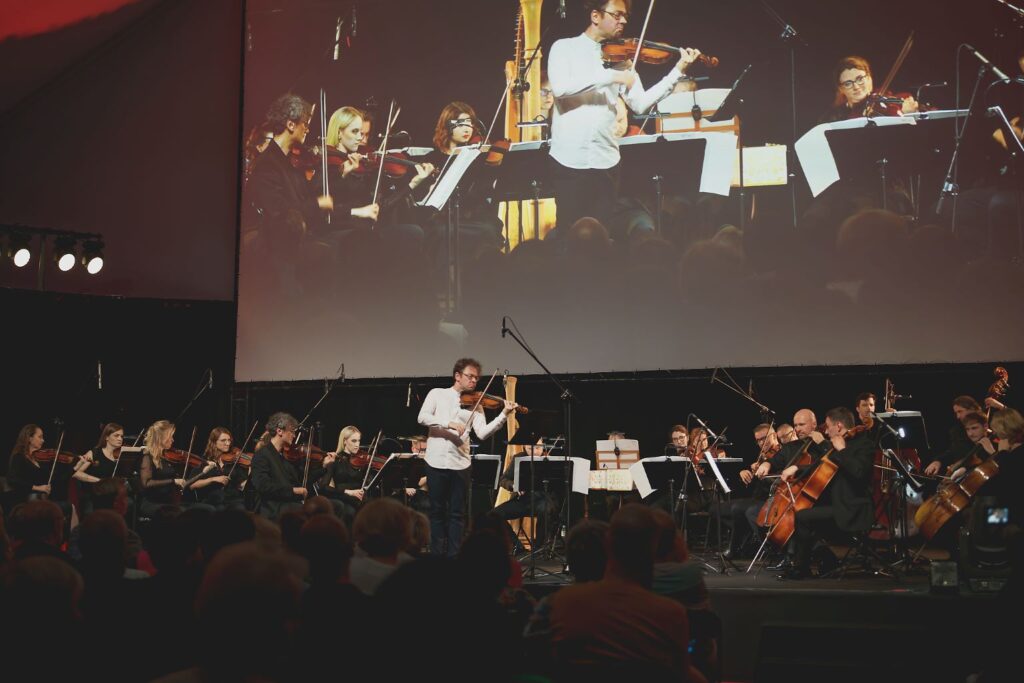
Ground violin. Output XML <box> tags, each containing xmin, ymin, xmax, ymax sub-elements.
<box><xmin>847</xmin><ymin>90</ymin><xmax>917</xmax><ymax>119</ymax></box>
<box><xmin>162</xmin><ymin>448</ymin><xmax>206</xmax><ymax>469</ymax></box>
<box><xmin>349</xmin><ymin>449</ymin><xmax>388</xmax><ymax>470</ymax></box>
<box><xmin>460</xmin><ymin>391</ymin><xmax>528</xmax><ymax>414</ymax></box>
<box><xmin>220</xmin><ymin>447</ymin><xmax>253</xmax><ymax>468</ymax></box>
<box><xmin>31</xmin><ymin>448</ymin><xmax>78</xmax><ymax>465</ymax></box>
<box><xmin>282</xmin><ymin>441</ymin><xmax>326</xmax><ymax>463</ymax></box>
<box><xmin>601</xmin><ymin>38</ymin><xmax>719</xmax><ymax>69</ymax></box>
<box><xmin>466</xmin><ymin>135</ymin><xmax>512</xmax><ymax>166</ymax></box>
<box><xmin>350</xmin><ymin>149</ymin><xmax>422</xmax><ymax>179</ymax></box>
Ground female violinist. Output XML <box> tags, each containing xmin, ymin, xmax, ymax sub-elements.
<box><xmin>423</xmin><ymin>101</ymin><xmax>505</xmax><ymax>249</ymax></box>
<box><xmin>187</xmin><ymin>427</ymin><xmax>246</xmax><ymax>510</ymax></box>
<box><xmin>826</xmin><ymin>56</ymin><xmax>919</xmax><ymax>122</ymax></box>
<box><xmin>71</xmin><ymin>422</ymin><xmax>125</xmax><ymax>515</ymax></box>
<box><xmin>985</xmin><ymin>408</ymin><xmax>1024</xmax><ymax>514</ymax></box>
<box><xmin>6</xmin><ymin>424</ymin><xmax>53</xmax><ymax>504</ymax></box>
<box><xmin>138</xmin><ymin>420</ymin><xmax>214</xmax><ymax>515</ymax></box>
<box><xmin>325</xmin><ymin>105</ymin><xmax>431</xmax><ymax>251</ymax></box>
<box><xmin>311</xmin><ymin>425</ymin><xmax>366</xmax><ymax>522</ymax></box>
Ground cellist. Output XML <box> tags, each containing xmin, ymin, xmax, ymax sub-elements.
<box><xmin>778</xmin><ymin>407</ymin><xmax>875</xmax><ymax>579</ymax></box>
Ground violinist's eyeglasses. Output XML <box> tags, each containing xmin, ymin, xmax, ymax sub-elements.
<box><xmin>840</xmin><ymin>74</ymin><xmax>869</xmax><ymax>90</ymax></box>
<box><xmin>449</xmin><ymin>119</ymin><xmax>473</xmax><ymax>128</ymax></box>
<box><xmin>599</xmin><ymin>9</ymin><xmax>630</xmax><ymax>22</ymax></box>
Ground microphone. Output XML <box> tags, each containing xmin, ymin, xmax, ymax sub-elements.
<box><xmin>333</xmin><ymin>16</ymin><xmax>342</xmax><ymax>60</ymax></box>
<box><xmin>915</xmin><ymin>81</ymin><xmax>948</xmax><ymax>89</ymax></box>
<box><xmin>350</xmin><ymin>4</ymin><xmax>357</xmax><ymax>38</ymax></box>
<box><xmin>710</xmin><ymin>368</ymin><xmax>718</xmax><ymax>385</ymax></box>
<box><xmin>246</xmin><ymin>21</ymin><xmax>253</xmax><ymax>52</ymax></box>
<box><xmin>871</xmin><ymin>412</ymin><xmax>901</xmax><ymax>439</ymax></box>
<box><xmin>964</xmin><ymin>44</ymin><xmax>1011</xmax><ymax>82</ymax></box>
<box><xmin>690</xmin><ymin>414</ymin><xmax>722</xmax><ymax>441</ymax></box>
<box><xmin>558</xmin><ymin>0</ymin><xmax>566</xmax><ymax>19</ymax></box>
<box><xmin>406</xmin><ymin>382</ymin><xmax>412</xmax><ymax>408</ymax></box>
<box><xmin>208</xmin><ymin>369</ymin><xmax>214</xmax><ymax>390</ymax></box>
<box><xmin>691</xmin><ymin>103</ymin><xmax>702</xmax><ymax>122</ymax></box>
<box><xmin>97</xmin><ymin>361</ymin><xmax>102</xmax><ymax>390</ymax></box>
<box><xmin>501</xmin><ymin>316</ymin><xmax>508</xmax><ymax>338</ymax></box>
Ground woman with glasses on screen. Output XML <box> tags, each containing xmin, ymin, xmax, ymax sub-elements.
<box><xmin>826</xmin><ymin>56</ymin><xmax>919</xmax><ymax>122</ymax></box>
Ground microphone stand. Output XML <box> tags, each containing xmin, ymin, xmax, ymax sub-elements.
<box><xmin>501</xmin><ymin>317</ymin><xmax>577</xmax><ymax>573</ymax></box>
<box><xmin>174</xmin><ymin>369</ymin><xmax>215</xmax><ymax>425</ymax></box>
<box><xmin>755</xmin><ymin>0</ymin><xmax>807</xmax><ymax>229</ymax></box>
<box><xmin>297</xmin><ymin>363</ymin><xmax>345</xmax><ymax>436</ymax></box>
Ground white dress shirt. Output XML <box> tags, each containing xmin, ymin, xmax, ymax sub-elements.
<box><xmin>548</xmin><ymin>33</ymin><xmax>683</xmax><ymax>170</ymax></box>
<box><xmin>417</xmin><ymin>387</ymin><xmax>508</xmax><ymax>471</ymax></box>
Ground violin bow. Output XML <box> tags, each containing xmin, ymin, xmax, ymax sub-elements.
<box><xmin>456</xmin><ymin>370</ymin><xmax>500</xmax><ymax>456</ymax></box>
<box><xmin>631</xmin><ymin>0</ymin><xmax>657</xmax><ymax>75</ymax></box>
<box><xmin>227</xmin><ymin>420</ymin><xmax>260</xmax><ymax>478</ymax></box>
<box><xmin>370</xmin><ymin>100</ymin><xmax>398</xmax><ymax>213</ymax></box>
<box><xmin>319</xmin><ymin>88</ymin><xmax>331</xmax><ymax>224</ymax></box>
<box><xmin>180</xmin><ymin>426</ymin><xmax>198</xmax><ymax>483</ymax></box>
<box><xmin>864</xmin><ymin>31</ymin><xmax>914</xmax><ymax>117</ymax></box>
<box><xmin>360</xmin><ymin>428</ymin><xmax>385</xmax><ymax>490</ymax></box>
<box><xmin>302</xmin><ymin>425</ymin><xmax>315</xmax><ymax>500</ymax></box>
<box><xmin>112</xmin><ymin>429</ymin><xmax>143</xmax><ymax>478</ymax></box>
<box><xmin>45</xmin><ymin>431</ymin><xmax>66</xmax><ymax>488</ymax></box>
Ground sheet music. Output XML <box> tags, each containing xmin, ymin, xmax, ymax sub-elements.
<box><xmin>419</xmin><ymin>146</ymin><xmax>482</xmax><ymax>210</ymax></box>
<box><xmin>513</xmin><ymin>456</ymin><xmax>590</xmax><ymax>494</ymax></box>
<box><xmin>619</xmin><ymin>132</ymin><xmax>737</xmax><ymax>196</ymax></box>
<box><xmin>595</xmin><ymin>439</ymin><xmax>640</xmax><ymax>469</ymax></box>
<box><xmin>588</xmin><ymin>468</ymin><xmax>635</xmax><ymax>492</ymax></box>
<box><xmin>703</xmin><ymin>450</ymin><xmax>731</xmax><ymax>494</ymax></box>
<box><xmin>630</xmin><ymin>456</ymin><xmax>686</xmax><ymax>498</ymax></box>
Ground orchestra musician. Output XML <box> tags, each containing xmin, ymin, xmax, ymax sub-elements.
<box><xmin>71</xmin><ymin>422</ymin><xmax>126</xmax><ymax>516</ymax></box>
<box><xmin>423</xmin><ymin>101</ymin><xmax>505</xmax><ymax>250</ymax></box>
<box><xmin>250</xmin><ymin>412</ymin><xmax>307</xmax><ymax>520</ymax></box>
<box><xmin>825</xmin><ymin>55</ymin><xmax>919</xmax><ymax>122</ymax></box>
<box><xmin>923</xmin><ymin>396</ymin><xmax>984</xmax><ymax>477</ymax></box>
<box><xmin>138</xmin><ymin>420</ymin><xmax>184</xmax><ymax>517</ymax></box>
<box><xmin>493</xmin><ymin>439</ymin><xmax>561</xmax><ymax>553</ymax></box>
<box><xmin>6</xmin><ymin>425</ymin><xmax>60</xmax><ymax>507</ymax></box>
<box><xmin>325</xmin><ymin>105</ymin><xmax>432</xmax><ymax>249</ymax></box>
<box><xmin>188</xmin><ymin>427</ymin><xmax>247</xmax><ymax>510</ymax></box>
<box><xmin>546</xmin><ymin>0</ymin><xmax>700</xmax><ymax>239</ymax></box>
<box><xmin>417</xmin><ymin>358</ymin><xmax>516</xmax><ymax>557</ymax></box>
<box><xmin>720</xmin><ymin>423</ymin><xmax>782</xmax><ymax>559</ymax></box>
<box><xmin>776</xmin><ymin>424</ymin><xmax>797</xmax><ymax>444</ymax></box>
<box><xmin>986</xmin><ymin>408</ymin><xmax>1023</xmax><ymax>518</ymax></box>
<box><xmin>778</xmin><ymin>407</ymin><xmax>875</xmax><ymax>580</ymax></box>
<box><xmin>314</xmin><ymin>425</ymin><xmax>367</xmax><ymax>522</ymax></box>
<box><xmin>855</xmin><ymin>392</ymin><xmax>881</xmax><ymax>442</ymax></box>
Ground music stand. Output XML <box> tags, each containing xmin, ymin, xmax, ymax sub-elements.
<box><xmin>617</xmin><ymin>134</ymin><xmax>708</xmax><ymax>236</ymax></box>
<box><xmin>507</xmin><ymin>409</ymin><xmax>562</xmax><ymax>579</ymax></box>
<box><xmin>490</xmin><ymin>140</ymin><xmax>553</xmax><ymax>245</ymax></box>
<box><xmin>632</xmin><ymin>456</ymin><xmax>688</xmax><ymax>516</ymax></box>
<box><xmin>707</xmin><ymin>64</ymin><xmax>754</xmax><ymax>229</ymax></box>
<box><xmin>373</xmin><ymin>454</ymin><xmax>426</xmax><ymax>505</ymax></box>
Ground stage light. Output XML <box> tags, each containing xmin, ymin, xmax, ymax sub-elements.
<box><xmin>6</xmin><ymin>232</ymin><xmax>32</xmax><ymax>267</ymax></box>
<box><xmin>54</xmin><ymin>235</ymin><xmax>77</xmax><ymax>272</ymax></box>
<box><xmin>81</xmin><ymin>239</ymin><xmax>104</xmax><ymax>274</ymax></box>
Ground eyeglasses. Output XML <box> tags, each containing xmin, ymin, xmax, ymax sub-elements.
<box><xmin>839</xmin><ymin>74</ymin><xmax>869</xmax><ymax>90</ymax></box>
<box><xmin>450</xmin><ymin>119</ymin><xmax>473</xmax><ymax>128</ymax></box>
<box><xmin>600</xmin><ymin>9</ymin><xmax>630</xmax><ymax>22</ymax></box>
<box><xmin>540</xmin><ymin>88</ymin><xmax>553</xmax><ymax>97</ymax></box>
<box><xmin>459</xmin><ymin>372</ymin><xmax>480</xmax><ymax>380</ymax></box>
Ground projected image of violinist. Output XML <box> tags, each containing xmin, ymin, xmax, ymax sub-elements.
<box><xmin>546</xmin><ymin>0</ymin><xmax>703</xmax><ymax>237</ymax></box>
<box><xmin>826</xmin><ymin>55</ymin><xmax>919</xmax><ymax>122</ymax></box>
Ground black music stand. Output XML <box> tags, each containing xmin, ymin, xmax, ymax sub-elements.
<box><xmin>507</xmin><ymin>409</ymin><xmax>563</xmax><ymax>579</ymax></box>
<box><xmin>825</xmin><ymin>111</ymin><xmax>966</xmax><ymax>216</ymax></box>
<box><xmin>618</xmin><ymin>135</ymin><xmax>708</xmax><ymax>237</ymax></box>
<box><xmin>707</xmin><ymin>65</ymin><xmax>753</xmax><ymax>230</ymax></box>
<box><xmin>515</xmin><ymin>456</ymin><xmax>574</xmax><ymax>581</ymax></box>
<box><xmin>490</xmin><ymin>141</ymin><xmax>553</xmax><ymax>246</ymax></box>
<box><xmin>374</xmin><ymin>454</ymin><xmax>426</xmax><ymax>505</ymax></box>
<box><xmin>638</xmin><ymin>456</ymin><xmax>688</xmax><ymax>522</ymax></box>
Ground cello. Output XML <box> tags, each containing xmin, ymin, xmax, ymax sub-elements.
<box><xmin>763</xmin><ymin>423</ymin><xmax>872</xmax><ymax>549</ymax></box>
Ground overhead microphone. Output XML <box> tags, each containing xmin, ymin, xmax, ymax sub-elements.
<box><xmin>501</xmin><ymin>316</ymin><xmax>508</xmax><ymax>338</ymax></box>
<box><xmin>208</xmin><ymin>369</ymin><xmax>214</xmax><ymax>390</ymax></box>
<box><xmin>97</xmin><ymin>361</ymin><xmax>102</xmax><ymax>390</ymax></box>
<box><xmin>406</xmin><ymin>382</ymin><xmax>412</xmax><ymax>408</ymax></box>
<box><xmin>710</xmin><ymin>368</ymin><xmax>718</xmax><ymax>385</ymax></box>
<box><xmin>963</xmin><ymin>44</ymin><xmax>1011</xmax><ymax>82</ymax></box>
<box><xmin>558</xmin><ymin>0</ymin><xmax>567</xmax><ymax>19</ymax></box>
<box><xmin>350</xmin><ymin>4</ymin><xmax>358</xmax><ymax>38</ymax></box>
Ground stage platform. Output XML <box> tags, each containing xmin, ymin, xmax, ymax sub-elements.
<box><xmin>522</xmin><ymin>551</ymin><xmax>1000</xmax><ymax>682</ymax></box>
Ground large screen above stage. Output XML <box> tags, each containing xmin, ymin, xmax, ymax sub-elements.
<box><xmin>236</xmin><ymin>0</ymin><xmax>1024</xmax><ymax>381</ymax></box>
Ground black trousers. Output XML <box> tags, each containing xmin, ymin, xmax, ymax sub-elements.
<box><xmin>425</xmin><ymin>464</ymin><xmax>469</xmax><ymax>558</ymax></box>
<box><xmin>715</xmin><ymin>498</ymin><xmax>765</xmax><ymax>552</ymax></box>
<box><xmin>493</xmin><ymin>492</ymin><xmax>560</xmax><ymax>548</ymax></box>
<box><xmin>548</xmin><ymin>157</ymin><xmax>620</xmax><ymax>239</ymax></box>
<box><xmin>793</xmin><ymin>505</ymin><xmax>838</xmax><ymax>570</ymax></box>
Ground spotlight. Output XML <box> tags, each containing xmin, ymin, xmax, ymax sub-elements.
<box><xmin>54</xmin><ymin>235</ymin><xmax>77</xmax><ymax>272</ymax></box>
<box><xmin>81</xmin><ymin>239</ymin><xmax>104</xmax><ymax>275</ymax></box>
<box><xmin>6</xmin><ymin>232</ymin><xmax>32</xmax><ymax>267</ymax></box>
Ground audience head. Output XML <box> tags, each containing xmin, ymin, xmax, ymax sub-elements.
<box><xmin>79</xmin><ymin>510</ymin><xmax>128</xmax><ymax>581</ymax></box>
<box><xmin>301</xmin><ymin>514</ymin><xmax>353</xmax><ymax>585</ymax></box>
<box><xmin>7</xmin><ymin>500</ymin><xmax>64</xmax><ymax>549</ymax></box>
<box><xmin>352</xmin><ymin>498</ymin><xmax>410</xmax><ymax>559</ymax></box>
<box><xmin>566</xmin><ymin>519</ymin><xmax>609</xmax><ymax>583</ymax></box>
<box><xmin>652</xmin><ymin>508</ymin><xmax>688</xmax><ymax>563</ymax></box>
<box><xmin>91</xmin><ymin>477</ymin><xmax>128</xmax><ymax>516</ymax></box>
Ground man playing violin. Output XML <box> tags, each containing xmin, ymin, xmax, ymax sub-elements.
<box><xmin>250</xmin><ymin>412</ymin><xmax>307</xmax><ymax>520</ymax></box>
<box><xmin>546</xmin><ymin>0</ymin><xmax>701</xmax><ymax>238</ymax></box>
<box><xmin>417</xmin><ymin>357</ymin><xmax>517</xmax><ymax>557</ymax></box>
<box><xmin>827</xmin><ymin>56</ymin><xmax>918</xmax><ymax>122</ymax></box>
<box><xmin>778</xmin><ymin>407</ymin><xmax>875</xmax><ymax>579</ymax></box>
<box><xmin>720</xmin><ymin>424</ymin><xmax>782</xmax><ymax>559</ymax></box>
